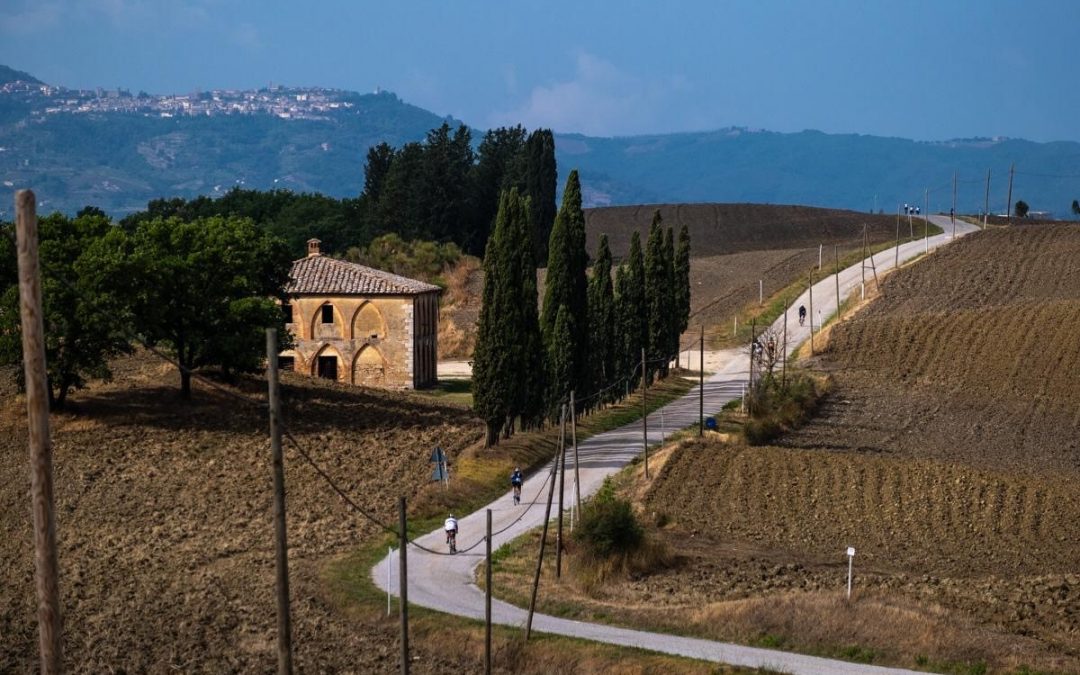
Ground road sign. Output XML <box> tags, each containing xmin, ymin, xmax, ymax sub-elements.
<box><xmin>430</xmin><ymin>447</ymin><xmax>449</xmax><ymax>485</ymax></box>
<box><xmin>847</xmin><ymin>546</ymin><xmax>855</xmax><ymax>557</ymax></box>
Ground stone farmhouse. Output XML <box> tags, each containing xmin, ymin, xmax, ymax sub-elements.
<box><xmin>280</xmin><ymin>239</ymin><xmax>440</xmax><ymax>389</ymax></box>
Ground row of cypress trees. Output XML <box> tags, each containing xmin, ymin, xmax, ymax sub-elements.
<box><xmin>473</xmin><ymin>170</ymin><xmax>691</xmax><ymax>446</ymax></box>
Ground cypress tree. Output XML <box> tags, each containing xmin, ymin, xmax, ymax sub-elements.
<box><xmin>515</xmin><ymin>194</ymin><xmax>546</xmax><ymax>430</ymax></box>
<box><xmin>472</xmin><ymin>195</ymin><xmax>513</xmax><ymax>446</ymax></box>
<box><xmin>662</xmin><ymin>226</ymin><xmax>677</xmax><ymax>375</ymax></box>
<box><xmin>547</xmin><ymin>304</ymin><xmax>576</xmax><ymax>411</ymax></box>
<box><xmin>644</xmin><ymin>211</ymin><xmax>666</xmax><ymax>383</ymax></box>
<box><xmin>525</xmin><ymin>129</ymin><xmax>557</xmax><ymax>262</ymax></box>
<box><xmin>620</xmin><ymin>231</ymin><xmax>646</xmax><ymax>392</ymax></box>
<box><xmin>612</xmin><ymin>263</ymin><xmax>630</xmax><ymax>396</ymax></box>
<box><xmin>587</xmin><ymin>234</ymin><xmax>615</xmax><ymax>408</ymax></box>
<box><xmin>541</xmin><ymin>169</ymin><xmax>590</xmax><ymax>408</ymax></box>
<box><xmin>674</xmin><ymin>223</ymin><xmax>691</xmax><ymax>345</ymax></box>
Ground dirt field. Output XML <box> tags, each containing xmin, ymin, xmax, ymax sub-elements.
<box><xmin>785</xmin><ymin>224</ymin><xmax>1080</xmax><ymax>475</ymax></box>
<box><xmin>646</xmin><ymin>224</ymin><xmax>1080</xmax><ymax>670</ymax></box>
<box><xmin>584</xmin><ymin>203</ymin><xmax>909</xmax><ymax>260</ymax></box>
<box><xmin>0</xmin><ymin>353</ymin><xmax>484</xmax><ymax>673</ymax></box>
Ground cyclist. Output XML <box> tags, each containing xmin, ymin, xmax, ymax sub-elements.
<box><xmin>444</xmin><ymin>513</ymin><xmax>459</xmax><ymax>554</ymax></box>
<box><xmin>510</xmin><ymin>467</ymin><xmax>523</xmax><ymax>505</ymax></box>
<box><xmin>798</xmin><ymin>305</ymin><xmax>806</xmax><ymax>326</ymax></box>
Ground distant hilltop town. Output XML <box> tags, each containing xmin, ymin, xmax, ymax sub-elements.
<box><xmin>0</xmin><ymin>78</ymin><xmax>372</xmax><ymax>121</ymax></box>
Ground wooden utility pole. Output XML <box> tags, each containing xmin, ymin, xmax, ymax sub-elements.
<box><xmin>834</xmin><ymin>244</ymin><xmax>841</xmax><ymax>319</ymax></box>
<box><xmin>895</xmin><ymin>206</ymin><xmax>901</xmax><ymax>269</ymax></box>
<box><xmin>570</xmin><ymin>390</ymin><xmax>580</xmax><ymax>518</ymax></box>
<box><xmin>266</xmin><ymin>329</ymin><xmax>293</xmax><ymax>675</ymax></box>
<box><xmin>951</xmin><ymin>171</ymin><xmax>957</xmax><ymax>237</ymax></box>
<box><xmin>984</xmin><ymin>168</ymin><xmax>991</xmax><ymax>228</ymax></box>
<box><xmin>398</xmin><ymin>497</ymin><xmax>410</xmax><ymax>675</ymax></box>
<box><xmin>748</xmin><ymin>318</ymin><xmax>756</xmax><ymax>415</ymax></box>
<box><xmin>526</xmin><ymin>408</ymin><xmax>563</xmax><ymax>640</ymax></box>
<box><xmin>641</xmin><ymin>348</ymin><xmax>648</xmax><ymax>479</ymax></box>
<box><xmin>863</xmin><ymin>226</ymin><xmax>881</xmax><ymax>297</ymax></box>
<box><xmin>1006</xmin><ymin>163</ymin><xmax>1015</xmax><ymax>223</ymax></box>
<box><xmin>17</xmin><ymin>190</ymin><xmax>62</xmax><ymax>675</ymax></box>
<box><xmin>485</xmin><ymin>509</ymin><xmax>492</xmax><ymax>675</ymax></box>
<box><xmin>924</xmin><ymin>188</ymin><xmax>930</xmax><ymax>254</ymax></box>
<box><xmin>698</xmin><ymin>326</ymin><xmax>704</xmax><ymax>437</ymax></box>
<box><xmin>556</xmin><ymin>401</ymin><xmax>566</xmax><ymax>579</ymax></box>
<box><xmin>781</xmin><ymin>309</ymin><xmax>787</xmax><ymax>391</ymax></box>
<box><xmin>860</xmin><ymin>224</ymin><xmax>867</xmax><ymax>289</ymax></box>
<box><xmin>808</xmin><ymin>270</ymin><xmax>815</xmax><ymax>355</ymax></box>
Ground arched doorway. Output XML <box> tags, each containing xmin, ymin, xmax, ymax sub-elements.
<box><xmin>311</xmin><ymin>344</ymin><xmax>344</xmax><ymax>382</ymax></box>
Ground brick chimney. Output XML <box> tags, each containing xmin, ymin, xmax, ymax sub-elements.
<box><xmin>307</xmin><ymin>238</ymin><xmax>321</xmax><ymax>257</ymax></box>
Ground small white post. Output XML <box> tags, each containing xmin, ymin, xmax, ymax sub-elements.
<box><xmin>846</xmin><ymin>546</ymin><xmax>855</xmax><ymax>600</ymax></box>
<box><xmin>759</xmin><ymin>279</ymin><xmax>763</xmax><ymax>306</ymax></box>
<box><xmin>661</xmin><ymin>408</ymin><xmax>665</xmax><ymax>445</ymax></box>
<box><xmin>733</xmin><ymin>316</ymin><xmax>737</xmax><ymax>336</ymax></box>
<box><xmin>387</xmin><ymin>547</ymin><xmax>393</xmax><ymax>616</ymax></box>
<box><xmin>861</xmin><ymin>282</ymin><xmax>865</xmax><ymax>301</ymax></box>
<box><xmin>818</xmin><ymin>243</ymin><xmax>822</xmax><ymax>269</ymax></box>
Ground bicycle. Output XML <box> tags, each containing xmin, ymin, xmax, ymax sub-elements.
<box><xmin>512</xmin><ymin>482</ymin><xmax>522</xmax><ymax>505</ymax></box>
<box><xmin>446</xmin><ymin>528</ymin><xmax>457</xmax><ymax>554</ymax></box>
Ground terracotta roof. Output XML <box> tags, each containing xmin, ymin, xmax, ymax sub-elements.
<box><xmin>286</xmin><ymin>255</ymin><xmax>441</xmax><ymax>296</ymax></box>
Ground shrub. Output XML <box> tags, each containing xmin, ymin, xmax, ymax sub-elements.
<box><xmin>571</xmin><ymin>478</ymin><xmax>670</xmax><ymax>591</ymax></box>
<box><xmin>745</xmin><ymin>373</ymin><xmax>827</xmax><ymax>445</ymax></box>
<box><xmin>576</xmin><ymin>495</ymin><xmax>643</xmax><ymax>557</ymax></box>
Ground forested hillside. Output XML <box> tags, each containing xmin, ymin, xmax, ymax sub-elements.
<box><xmin>2</xmin><ymin>65</ymin><xmax>1080</xmax><ymax>219</ymax></box>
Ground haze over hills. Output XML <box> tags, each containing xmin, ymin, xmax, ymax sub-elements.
<box><xmin>1</xmin><ymin>65</ymin><xmax>1078</xmax><ymax>218</ymax></box>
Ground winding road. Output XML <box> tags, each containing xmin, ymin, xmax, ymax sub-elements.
<box><xmin>373</xmin><ymin>215</ymin><xmax>980</xmax><ymax>674</ymax></box>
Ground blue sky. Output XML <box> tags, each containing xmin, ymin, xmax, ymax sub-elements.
<box><xmin>3</xmin><ymin>0</ymin><xmax>1079</xmax><ymax>141</ymax></box>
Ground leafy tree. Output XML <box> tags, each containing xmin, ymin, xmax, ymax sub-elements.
<box><xmin>104</xmin><ymin>215</ymin><xmax>293</xmax><ymax>398</ymax></box>
<box><xmin>644</xmin><ymin>211</ymin><xmax>667</xmax><ymax>382</ymax></box>
<box><xmin>0</xmin><ymin>213</ymin><xmax>134</xmax><ymax>407</ymax></box>
<box><xmin>376</xmin><ymin>141</ymin><xmax>427</xmax><ymax>239</ymax></box>
<box><xmin>587</xmin><ymin>234</ymin><xmax>616</xmax><ymax>407</ymax></box>
<box><xmin>362</xmin><ymin>142</ymin><xmax>395</xmax><ymax>202</ymax></box>
<box><xmin>1015</xmin><ymin>200</ymin><xmax>1029</xmax><ymax>218</ymax></box>
<box><xmin>469</xmin><ymin>126</ymin><xmax>527</xmax><ymax>256</ymax></box>
<box><xmin>419</xmin><ymin>123</ymin><xmax>474</xmax><ymax>242</ymax></box>
<box><xmin>1072</xmin><ymin>199</ymin><xmax>1079</xmax><ymax>216</ymax></box>
<box><xmin>674</xmin><ymin>224</ymin><xmax>691</xmax><ymax>347</ymax></box>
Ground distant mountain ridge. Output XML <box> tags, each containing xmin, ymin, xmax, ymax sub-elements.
<box><xmin>1</xmin><ymin>65</ymin><xmax>1078</xmax><ymax>219</ymax></box>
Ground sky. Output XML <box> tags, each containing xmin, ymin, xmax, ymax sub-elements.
<box><xmin>2</xmin><ymin>0</ymin><xmax>1079</xmax><ymax>142</ymax></box>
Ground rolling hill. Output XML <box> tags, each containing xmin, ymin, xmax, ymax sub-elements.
<box><xmin>2</xmin><ymin>65</ymin><xmax>1079</xmax><ymax>219</ymax></box>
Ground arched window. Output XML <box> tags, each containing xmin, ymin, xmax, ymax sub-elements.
<box><xmin>352</xmin><ymin>302</ymin><xmax>386</xmax><ymax>340</ymax></box>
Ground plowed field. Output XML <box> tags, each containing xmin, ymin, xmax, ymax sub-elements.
<box><xmin>786</xmin><ymin>224</ymin><xmax>1080</xmax><ymax>474</ymax></box>
<box><xmin>585</xmin><ymin>203</ymin><xmax>906</xmax><ymax>259</ymax></box>
<box><xmin>0</xmin><ymin>354</ymin><xmax>483</xmax><ymax>673</ymax></box>
<box><xmin>629</xmin><ymin>224</ymin><xmax>1080</xmax><ymax>670</ymax></box>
